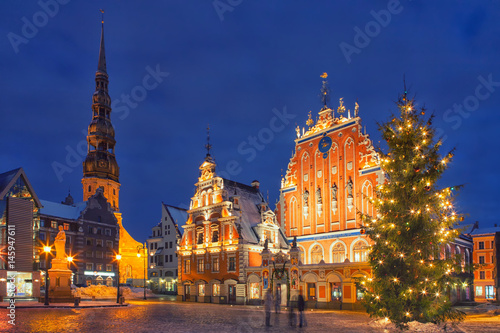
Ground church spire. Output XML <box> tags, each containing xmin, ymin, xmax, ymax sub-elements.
<box><xmin>97</xmin><ymin>9</ymin><xmax>106</xmax><ymax>74</ymax></box>
<box><xmin>82</xmin><ymin>14</ymin><xmax>120</xmax><ymax>211</ymax></box>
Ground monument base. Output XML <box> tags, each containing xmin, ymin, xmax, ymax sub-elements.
<box><xmin>48</xmin><ymin>264</ymin><xmax>73</xmax><ymax>300</ymax></box>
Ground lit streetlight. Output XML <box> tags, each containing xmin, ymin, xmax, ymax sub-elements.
<box><xmin>43</xmin><ymin>245</ymin><xmax>52</xmax><ymax>306</ymax></box>
<box><xmin>137</xmin><ymin>243</ymin><xmax>147</xmax><ymax>300</ymax></box>
<box><xmin>116</xmin><ymin>254</ymin><xmax>122</xmax><ymax>304</ymax></box>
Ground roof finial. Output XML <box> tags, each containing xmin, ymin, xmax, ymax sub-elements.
<box><xmin>97</xmin><ymin>9</ymin><xmax>107</xmax><ymax>73</ymax></box>
<box><xmin>205</xmin><ymin>124</ymin><xmax>212</xmax><ymax>157</ymax></box>
<box><xmin>320</xmin><ymin>72</ymin><xmax>330</xmax><ymax>109</ymax></box>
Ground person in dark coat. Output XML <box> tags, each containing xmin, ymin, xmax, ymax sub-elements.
<box><xmin>298</xmin><ymin>290</ymin><xmax>306</xmax><ymax>328</ymax></box>
<box><xmin>264</xmin><ymin>290</ymin><xmax>273</xmax><ymax>327</ymax></box>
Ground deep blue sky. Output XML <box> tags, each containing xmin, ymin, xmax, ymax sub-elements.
<box><xmin>1</xmin><ymin>1</ymin><xmax>499</xmax><ymax>242</ymax></box>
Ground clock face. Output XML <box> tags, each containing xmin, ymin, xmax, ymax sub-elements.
<box><xmin>318</xmin><ymin>135</ymin><xmax>332</xmax><ymax>153</ymax></box>
<box><xmin>98</xmin><ymin>160</ymin><xmax>108</xmax><ymax>168</ymax></box>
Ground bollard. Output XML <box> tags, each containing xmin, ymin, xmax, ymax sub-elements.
<box><xmin>74</xmin><ymin>297</ymin><xmax>80</xmax><ymax>307</ymax></box>
<box><xmin>119</xmin><ymin>296</ymin><xmax>125</xmax><ymax>304</ymax></box>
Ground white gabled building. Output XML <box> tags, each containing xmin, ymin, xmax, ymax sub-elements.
<box><xmin>147</xmin><ymin>203</ymin><xmax>186</xmax><ymax>294</ymax></box>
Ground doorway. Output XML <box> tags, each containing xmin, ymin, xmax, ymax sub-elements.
<box><xmin>184</xmin><ymin>284</ymin><xmax>190</xmax><ymax>301</ymax></box>
<box><xmin>228</xmin><ymin>284</ymin><xmax>236</xmax><ymax>304</ymax></box>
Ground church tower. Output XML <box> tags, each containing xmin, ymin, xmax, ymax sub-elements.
<box><xmin>82</xmin><ymin>19</ymin><xmax>120</xmax><ymax>211</ymax></box>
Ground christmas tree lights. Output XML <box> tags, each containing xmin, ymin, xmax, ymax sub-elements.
<box><xmin>358</xmin><ymin>92</ymin><xmax>465</xmax><ymax>329</ymax></box>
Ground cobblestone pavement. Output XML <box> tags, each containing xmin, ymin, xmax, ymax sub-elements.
<box><xmin>1</xmin><ymin>299</ymin><xmax>499</xmax><ymax>332</ymax></box>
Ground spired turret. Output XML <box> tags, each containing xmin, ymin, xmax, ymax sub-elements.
<box><xmin>82</xmin><ymin>19</ymin><xmax>120</xmax><ymax>211</ymax></box>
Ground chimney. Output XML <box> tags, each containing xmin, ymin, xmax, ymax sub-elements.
<box><xmin>251</xmin><ymin>180</ymin><xmax>260</xmax><ymax>189</ymax></box>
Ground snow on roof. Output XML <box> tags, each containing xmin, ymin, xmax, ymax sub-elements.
<box><xmin>39</xmin><ymin>199</ymin><xmax>87</xmax><ymax>220</ymax></box>
<box><xmin>470</xmin><ymin>227</ymin><xmax>500</xmax><ymax>236</ymax></box>
<box><xmin>223</xmin><ymin>179</ymin><xmax>265</xmax><ymax>244</ymax></box>
<box><xmin>0</xmin><ymin>168</ymin><xmax>21</xmax><ymax>194</ymax></box>
<box><xmin>164</xmin><ymin>204</ymin><xmax>188</xmax><ymax>226</ymax></box>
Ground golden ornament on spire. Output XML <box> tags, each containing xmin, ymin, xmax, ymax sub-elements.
<box><xmin>306</xmin><ymin>111</ymin><xmax>314</xmax><ymax>127</ymax></box>
<box><xmin>320</xmin><ymin>72</ymin><xmax>328</xmax><ymax>79</ymax></box>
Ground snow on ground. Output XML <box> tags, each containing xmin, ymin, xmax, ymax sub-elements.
<box><xmin>72</xmin><ymin>285</ymin><xmax>156</xmax><ymax>299</ymax></box>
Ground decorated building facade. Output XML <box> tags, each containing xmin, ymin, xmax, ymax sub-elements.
<box><xmin>177</xmin><ymin>151</ymin><xmax>289</xmax><ymax>304</ymax></box>
<box><xmin>274</xmin><ymin>76</ymin><xmax>380</xmax><ymax>309</ymax></box>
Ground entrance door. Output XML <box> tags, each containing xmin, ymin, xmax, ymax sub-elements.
<box><xmin>307</xmin><ymin>283</ymin><xmax>316</xmax><ymax>300</ymax></box>
<box><xmin>184</xmin><ymin>285</ymin><xmax>190</xmax><ymax>301</ymax></box>
<box><xmin>228</xmin><ymin>285</ymin><xmax>236</xmax><ymax>304</ymax></box>
<box><xmin>279</xmin><ymin>283</ymin><xmax>288</xmax><ymax>306</ymax></box>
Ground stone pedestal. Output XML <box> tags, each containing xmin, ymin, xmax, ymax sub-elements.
<box><xmin>47</xmin><ymin>258</ymin><xmax>73</xmax><ymax>302</ymax></box>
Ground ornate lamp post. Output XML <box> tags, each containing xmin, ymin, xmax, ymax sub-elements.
<box><xmin>137</xmin><ymin>243</ymin><xmax>147</xmax><ymax>300</ymax></box>
<box><xmin>43</xmin><ymin>245</ymin><xmax>52</xmax><ymax>306</ymax></box>
<box><xmin>116</xmin><ymin>254</ymin><xmax>122</xmax><ymax>303</ymax></box>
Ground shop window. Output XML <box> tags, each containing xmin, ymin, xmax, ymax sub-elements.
<box><xmin>356</xmin><ymin>286</ymin><xmax>364</xmax><ymax>301</ymax></box>
<box><xmin>198</xmin><ymin>284</ymin><xmax>205</xmax><ymax>296</ymax></box>
<box><xmin>476</xmin><ymin>286</ymin><xmax>483</xmax><ymax>296</ymax></box>
<box><xmin>331</xmin><ymin>283</ymin><xmax>342</xmax><ymax>300</ymax></box>
<box><xmin>213</xmin><ymin>284</ymin><xmax>220</xmax><ymax>296</ymax></box>
<box><xmin>250</xmin><ymin>283</ymin><xmax>259</xmax><ymax>299</ymax></box>
<box><xmin>486</xmin><ymin>286</ymin><xmax>495</xmax><ymax>299</ymax></box>
<box><xmin>86</xmin><ymin>279</ymin><xmax>92</xmax><ymax>286</ymax></box>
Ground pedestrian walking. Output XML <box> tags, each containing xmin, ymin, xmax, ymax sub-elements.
<box><xmin>264</xmin><ymin>289</ymin><xmax>273</xmax><ymax>327</ymax></box>
<box><xmin>275</xmin><ymin>289</ymin><xmax>281</xmax><ymax>314</ymax></box>
<box><xmin>298</xmin><ymin>290</ymin><xmax>307</xmax><ymax>328</ymax></box>
<box><xmin>289</xmin><ymin>296</ymin><xmax>297</xmax><ymax>327</ymax></box>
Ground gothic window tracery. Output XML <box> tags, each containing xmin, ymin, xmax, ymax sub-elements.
<box><xmin>332</xmin><ymin>242</ymin><xmax>345</xmax><ymax>263</ymax></box>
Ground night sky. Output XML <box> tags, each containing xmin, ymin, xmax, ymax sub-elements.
<box><xmin>1</xmin><ymin>1</ymin><xmax>499</xmax><ymax>242</ymax></box>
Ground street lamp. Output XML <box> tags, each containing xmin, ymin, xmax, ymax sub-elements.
<box><xmin>116</xmin><ymin>254</ymin><xmax>122</xmax><ymax>304</ymax></box>
<box><xmin>137</xmin><ymin>243</ymin><xmax>147</xmax><ymax>300</ymax></box>
<box><xmin>43</xmin><ymin>245</ymin><xmax>52</xmax><ymax>306</ymax></box>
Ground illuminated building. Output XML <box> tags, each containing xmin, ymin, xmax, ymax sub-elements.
<box><xmin>0</xmin><ymin>168</ymin><xmax>42</xmax><ymax>299</ymax></box>
<box><xmin>177</xmin><ymin>149</ymin><xmax>288</xmax><ymax>304</ymax></box>
<box><xmin>147</xmin><ymin>203</ymin><xmax>186</xmax><ymax>294</ymax></box>
<box><xmin>38</xmin><ymin>188</ymin><xmax>120</xmax><ymax>286</ymax></box>
<box><xmin>471</xmin><ymin>225</ymin><xmax>500</xmax><ymax>302</ymax></box>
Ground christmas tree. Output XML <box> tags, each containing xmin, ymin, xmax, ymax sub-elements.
<box><xmin>359</xmin><ymin>92</ymin><xmax>465</xmax><ymax>329</ymax></box>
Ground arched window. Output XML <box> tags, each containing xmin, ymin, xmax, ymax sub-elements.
<box><xmin>212</xmin><ymin>230</ymin><xmax>219</xmax><ymax>243</ymax></box>
<box><xmin>311</xmin><ymin>245</ymin><xmax>323</xmax><ymax>264</ymax></box>
<box><xmin>353</xmin><ymin>241</ymin><xmax>368</xmax><ymax>262</ymax></box>
<box><xmin>332</xmin><ymin>242</ymin><xmax>345</xmax><ymax>263</ymax></box>
<box><xmin>445</xmin><ymin>245</ymin><xmax>451</xmax><ymax>260</ymax></box>
<box><xmin>197</xmin><ymin>233</ymin><xmax>204</xmax><ymax>244</ymax></box>
<box><xmin>299</xmin><ymin>246</ymin><xmax>306</xmax><ymax>264</ymax></box>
